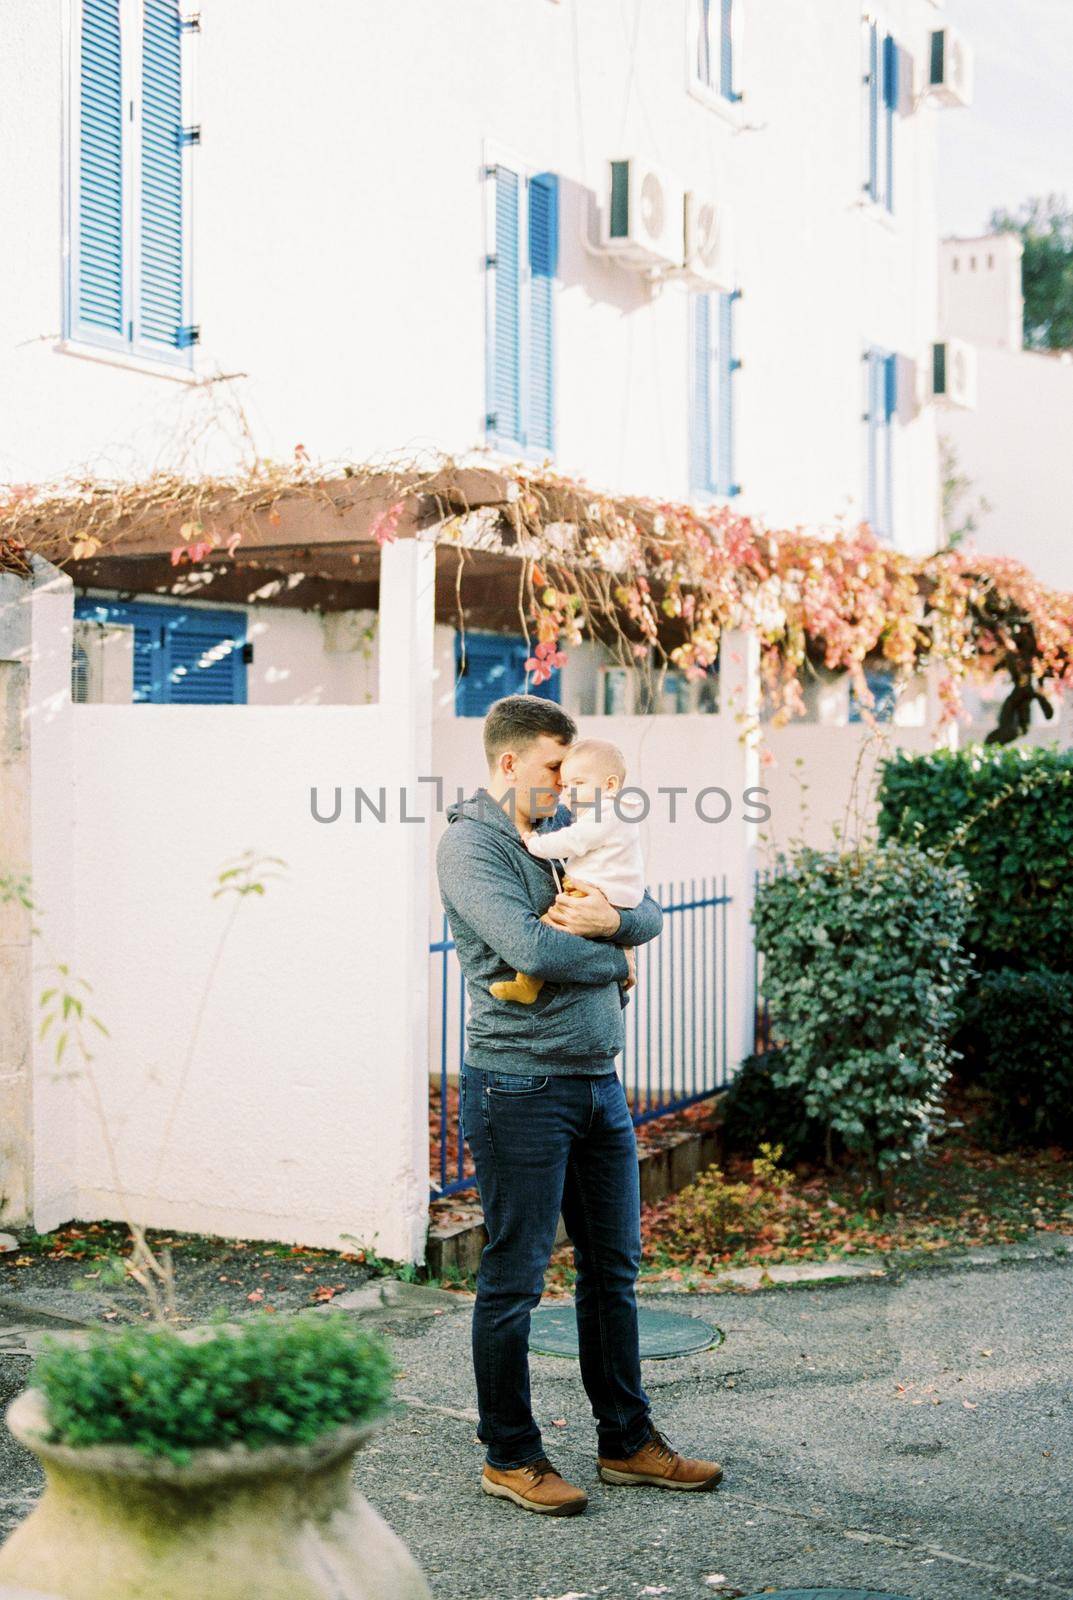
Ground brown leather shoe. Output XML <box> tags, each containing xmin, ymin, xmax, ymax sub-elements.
<box><xmin>481</xmin><ymin>1454</ymin><xmax>588</xmax><ymax>1515</ymax></box>
<box><xmin>597</xmin><ymin>1427</ymin><xmax>723</xmax><ymax>1491</ymax></box>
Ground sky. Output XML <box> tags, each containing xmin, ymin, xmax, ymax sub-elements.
<box><xmin>937</xmin><ymin>0</ymin><xmax>1073</xmax><ymax>237</ymax></box>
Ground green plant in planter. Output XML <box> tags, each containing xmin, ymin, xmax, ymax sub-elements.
<box><xmin>34</xmin><ymin>1313</ymin><xmax>395</xmax><ymax>1466</ymax></box>
<box><xmin>753</xmin><ymin>842</ymin><xmax>973</xmax><ymax>1190</ymax></box>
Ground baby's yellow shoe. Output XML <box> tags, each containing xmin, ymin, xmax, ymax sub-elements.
<box><xmin>490</xmin><ymin>972</ymin><xmax>545</xmax><ymax>1004</ymax></box>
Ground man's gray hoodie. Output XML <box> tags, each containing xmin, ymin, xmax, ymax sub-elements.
<box><xmin>436</xmin><ymin>789</ymin><xmax>663</xmax><ymax>1077</ymax></box>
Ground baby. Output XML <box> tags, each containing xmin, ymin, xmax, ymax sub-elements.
<box><xmin>490</xmin><ymin>737</ymin><xmax>645</xmax><ymax>1005</ymax></box>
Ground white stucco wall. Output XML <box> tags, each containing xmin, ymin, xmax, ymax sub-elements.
<box><xmin>941</xmin><ymin>346</ymin><xmax>1073</xmax><ymax>593</ymax></box>
<box><xmin>69</xmin><ymin>702</ymin><xmax>428</xmax><ymax>1259</ymax></box>
<box><xmin>4</xmin><ymin>0</ymin><xmax>943</xmax><ymax>551</ymax></box>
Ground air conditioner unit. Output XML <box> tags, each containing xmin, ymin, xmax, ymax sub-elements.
<box><xmin>682</xmin><ymin>192</ymin><xmax>735</xmax><ymax>291</ymax></box>
<box><xmin>602</xmin><ymin>158</ymin><xmax>685</xmax><ymax>270</ymax></box>
<box><xmin>71</xmin><ymin>620</ymin><xmax>134</xmax><ymax>703</ymax></box>
<box><xmin>931</xmin><ymin>339</ymin><xmax>977</xmax><ymax>409</ymax></box>
<box><xmin>927</xmin><ymin>26</ymin><xmax>973</xmax><ymax>108</ymax></box>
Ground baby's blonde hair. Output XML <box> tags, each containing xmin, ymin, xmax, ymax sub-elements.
<box><xmin>563</xmin><ymin>737</ymin><xmax>627</xmax><ymax>787</ymax></box>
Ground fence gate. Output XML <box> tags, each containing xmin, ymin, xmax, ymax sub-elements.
<box><xmin>429</xmin><ymin>875</ymin><xmax>732</xmax><ymax>1200</ymax></box>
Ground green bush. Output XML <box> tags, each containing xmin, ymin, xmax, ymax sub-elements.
<box><xmin>753</xmin><ymin>843</ymin><xmax>973</xmax><ymax>1176</ymax></box>
<box><xmin>877</xmin><ymin>744</ymin><xmax>1073</xmax><ymax>972</ymax></box>
<box><xmin>963</xmin><ymin>968</ymin><xmax>1073</xmax><ymax>1148</ymax></box>
<box><xmin>719</xmin><ymin>1049</ymin><xmax>832</xmax><ymax>1164</ymax></box>
<box><xmin>34</xmin><ymin>1313</ymin><xmax>395</xmax><ymax>1465</ymax></box>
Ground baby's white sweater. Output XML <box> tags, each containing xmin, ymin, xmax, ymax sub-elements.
<box><xmin>526</xmin><ymin>800</ymin><xmax>646</xmax><ymax>909</ymax></box>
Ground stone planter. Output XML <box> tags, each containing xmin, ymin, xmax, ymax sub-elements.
<box><xmin>0</xmin><ymin>1389</ymin><xmax>431</xmax><ymax>1600</ymax></box>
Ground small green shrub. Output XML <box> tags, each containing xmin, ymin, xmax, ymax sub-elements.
<box><xmin>963</xmin><ymin>968</ymin><xmax>1073</xmax><ymax>1149</ymax></box>
<box><xmin>753</xmin><ymin>843</ymin><xmax>973</xmax><ymax>1177</ymax></box>
<box><xmin>34</xmin><ymin>1313</ymin><xmax>395</xmax><ymax>1465</ymax></box>
<box><xmin>877</xmin><ymin>744</ymin><xmax>1073</xmax><ymax>972</ymax></box>
<box><xmin>660</xmin><ymin>1144</ymin><xmax>795</xmax><ymax>1261</ymax></box>
<box><xmin>719</xmin><ymin>1050</ymin><xmax>831</xmax><ymax>1164</ymax></box>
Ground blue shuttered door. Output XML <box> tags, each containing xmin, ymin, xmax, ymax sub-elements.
<box><xmin>527</xmin><ymin>173</ymin><xmax>558</xmax><ymax>455</ymax></box>
<box><xmin>455</xmin><ymin>634</ymin><xmax>558</xmax><ymax>717</ymax></box>
<box><xmin>491</xmin><ymin>167</ymin><xmax>522</xmax><ymax>443</ymax></box>
<box><xmin>140</xmin><ymin>0</ymin><xmax>185</xmax><ymax>351</ymax></box>
<box><xmin>74</xmin><ymin>600</ymin><xmax>248</xmax><ymax>704</ymax></box>
<box><xmin>78</xmin><ymin>0</ymin><xmax>124</xmax><ymax>337</ymax></box>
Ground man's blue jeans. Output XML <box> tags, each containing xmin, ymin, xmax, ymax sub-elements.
<box><xmin>461</xmin><ymin>1064</ymin><xmax>653</xmax><ymax>1470</ymax></box>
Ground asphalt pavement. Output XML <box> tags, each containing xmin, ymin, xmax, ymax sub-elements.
<box><xmin>1</xmin><ymin>1256</ymin><xmax>1071</xmax><ymax>1600</ymax></box>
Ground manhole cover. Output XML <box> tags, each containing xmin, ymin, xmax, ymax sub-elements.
<box><xmin>741</xmin><ymin>1592</ymin><xmax>913</xmax><ymax>1599</ymax></box>
<box><xmin>530</xmin><ymin>1304</ymin><xmax>722</xmax><ymax>1359</ymax></box>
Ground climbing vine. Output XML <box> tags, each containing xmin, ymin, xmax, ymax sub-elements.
<box><xmin>3</xmin><ymin>454</ymin><xmax>1071</xmax><ymax>733</ymax></box>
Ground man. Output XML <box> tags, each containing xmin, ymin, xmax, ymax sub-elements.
<box><xmin>436</xmin><ymin>694</ymin><xmax>722</xmax><ymax>1516</ymax></box>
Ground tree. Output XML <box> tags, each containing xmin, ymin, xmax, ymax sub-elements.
<box><xmin>990</xmin><ymin>194</ymin><xmax>1073</xmax><ymax>350</ymax></box>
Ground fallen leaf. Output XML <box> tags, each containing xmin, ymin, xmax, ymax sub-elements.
<box><xmin>550</xmin><ymin>1418</ymin><xmax>568</xmax><ymax>1428</ymax></box>
<box><xmin>963</xmin><ymin>1400</ymin><xmax>977</xmax><ymax>1409</ymax></box>
<box><xmin>980</xmin><ymin>1348</ymin><xmax>992</xmax><ymax>1357</ymax></box>
<box><xmin>247</xmin><ymin>1290</ymin><xmax>264</xmax><ymax>1302</ymax></box>
<box><xmin>13</xmin><ymin>1257</ymin><xmax>33</xmax><ymax>1267</ymax></box>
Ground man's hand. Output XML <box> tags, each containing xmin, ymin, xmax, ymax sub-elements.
<box><xmin>621</xmin><ymin>945</ymin><xmax>637</xmax><ymax>991</ymax></box>
<box><xmin>542</xmin><ymin>878</ymin><xmax>622</xmax><ymax>937</ymax></box>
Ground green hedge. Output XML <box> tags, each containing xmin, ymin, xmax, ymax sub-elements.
<box><xmin>34</xmin><ymin>1313</ymin><xmax>395</xmax><ymax>1464</ymax></box>
<box><xmin>964</xmin><ymin>968</ymin><xmax>1073</xmax><ymax>1148</ymax></box>
<box><xmin>753</xmin><ymin>843</ymin><xmax>972</xmax><ymax>1175</ymax></box>
<box><xmin>877</xmin><ymin>745</ymin><xmax>1073</xmax><ymax>972</ymax></box>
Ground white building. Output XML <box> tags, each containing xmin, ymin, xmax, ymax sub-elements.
<box><xmin>938</xmin><ymin>232</ymin><xmax>1073</xmax><ymax>595</ymax></box>
<box><xmin>1</xmin><ymin>0</ymin><xmax>966</xmax><ymax>716</ymax></box>
<box><xmin>1</xmin><ymin>1</ymin><xmax>982</xmax><ymax>1256</ymax></box>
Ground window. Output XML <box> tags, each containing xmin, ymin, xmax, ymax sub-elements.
<box><xmin>690</xmin><ymin>291</ymin><xmax>740</xmax><ymax>499</ymax></box>
<box><xmin>69</xmin><ymin>0</ymin><xmax>196</xmax><ymax>366</ymax></box>
<box><xmin>849</xmin><ymin>666</ymin><xmax>897</xmax><ymax>724</ymax></box>
<box><xmin>863</xmin><ymin>19</ymin><xmax>898</xmax><ymax>211</ymax></box>
<box><xmin>863</xmin><ymin>347</ymin><xmax>896</xmax><ymax>539</ymax></box>
<box><xmin>73</xmin><ymin>599</ymin><xmax>247</xmax><ymax>703</ymax></box>
<box><xmin>693</xmin><ymin>0</ymin><xmax>740</xmax><ymax>101</ymax></box>
<box><xmin>485</xmin><ymin>163</ymin><xmax>559</xmax><ymax>455</ymax></box>
<box><xmin>454</xmin><ymin>633</ymin><xmax>560</xmax><ymax>718</ymax></box>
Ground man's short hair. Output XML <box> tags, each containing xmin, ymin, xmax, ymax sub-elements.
<box><xmin>483</xmin><ymin>695</ymin><xmax>578</xmax><ymax>769</ymax></box>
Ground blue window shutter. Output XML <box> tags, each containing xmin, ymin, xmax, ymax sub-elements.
<box><xmin>882</xmin><ymin>33</ymin><xmax>899</xmax><ymax>109</ymax></box>
<box><xmin>527</xmin><ymin>173</ymin><xmax>558</xmax><ymax>456</ymax></box>
<box><xmin>455</xmin><ymin>633</ymin><xmax>558</xmax><ymax>717</ymax></box>
<box><xmin>882</xmin><ymin>33</ymin><xmax>897</xmax><ymax>210</ymax></box>
<box><xmin>690</xmin><ymin>293</ymin><xmax>713</xmax><ymax>494</ymax></box>
<box><xmin>865</xmin><ymin>350</ymin><xmax>879</xmax><ymax>532</ymax></box>
<box><xmin>163</xmin><ymin>614</ymin><xmax>247</xmax><ymax>704</ymax></box>
<box><xmin>489</xmin><ymin>167</ymin><xmax>522</xmax><ymax>444</ymax></box>
<box><xmin>720</xmin><ymin>0</ymin><xmax>735</xmax><ymax>99</ymax></box>
<box><xmin>883</xmin><ymin>352</ymin><xmax>898</xmax><ymax>422</ymax></box>
<box><xmin>863</xmin><ymin>349</ymin><xmax>894</xmax><ymax>539</ymax></box>
<box><xmin>697</xmin><ymin>0</ymin><xmax>713</xmax><ymax>85</ymax></box>
<box><xmin>716</xmin><ymin>291</ymin><xmax>737</xmax><ymax>495</ymax></box>
<box><xmin>73</xmin><ymin>599</ymin><xmax>247</xmax><ymax>704</ymax></box>
<box><xmin>869</xmin><ymin>23</ymin><xmax>880</xmax><ymax>200</ymax></box>
<box><xmin>139</xmin><ymin>0</ymin><xmax>185</xmax><ymax>352</ymax></box>
<box><xmin>77</xmin><ymin>0</ymin><xmax>124</xmax><ymax>337</ymax></box>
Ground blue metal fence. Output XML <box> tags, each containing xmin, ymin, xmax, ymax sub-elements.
<box><xmin>429</xmin><ymin>876</ymin><xmax>733</xmax><ymax>1200</ymax></box>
